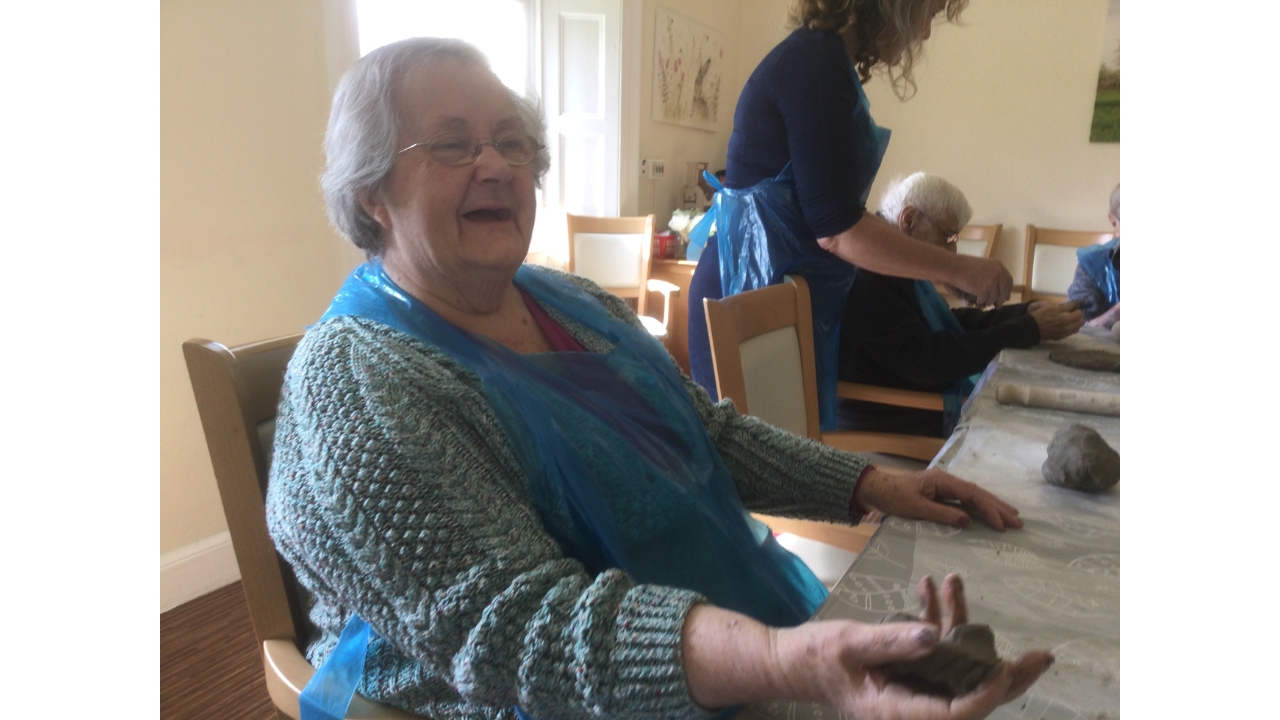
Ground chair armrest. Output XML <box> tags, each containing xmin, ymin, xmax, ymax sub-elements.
<box><xmin>820</xmin><ymin>430</ymin><xmax>944</xmax><ymax>463</ymax></box>
<box><xmin>750</xmin><ymin>513</ymin><xmax>878</xmax><ymax>555</ymax></box>
<box><xmin>263</xmin><ymin>639</ymin><xmax>419</xmax><ymax>719</ymax></box>
<box><xmin>646</xmin><ymin>278</ymin><xmax>680</xmax><ymax>296</ymax></box>
<box><xmin>836</xmin><ymin>382</ymin><xmax>946</xmax><ymax>411</ymax></box>
<box><xmin>645</xmin><ymin>278</ymin><xmax>681</xmax><ymax>330</ymax></box>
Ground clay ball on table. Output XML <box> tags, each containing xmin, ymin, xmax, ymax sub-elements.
<box><xmin>1041</xmin><ymin>424</ymin><xmax>1119</xmax><ymax>492</ymax></box>
<box><xmin>877</xmin><ymin>613</ymin><xmax>1002</xmax><ymax>697</ymax></box>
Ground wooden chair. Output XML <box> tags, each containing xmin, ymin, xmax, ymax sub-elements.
<box><xmin>703</xmin><ymin>277</ymin><xmax>947</xmax><ymax>557</ymax></box>
<box><xmin>704</xmin><ymin>276</ymin><xmax>945</xmax><ymax>464</ymax></box>
<box><xmin>956</xmin><ymin>223</ymin><xmax>1002</xmax><ymax>259</ymax></box>
<box><xmin>1022</xmin><ymin>224</ymin><xmax>1114</xmax><ymax>304</ymax></box>
<box><xmin>184</xmin><ymin>335</ymin><xmax>417</xmax><ymax>720</ymax></box>
<box><xmin>565</xmin><ymin>213</ymin><xmax>679</xmax><ymax>340</ymax></box>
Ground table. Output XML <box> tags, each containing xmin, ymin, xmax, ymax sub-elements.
<box><xmin>742</xmin><ymin>328</ymin><xmax>1121</xmax><ymax>720</ymax></box>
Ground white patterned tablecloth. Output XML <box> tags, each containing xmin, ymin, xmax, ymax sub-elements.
<box><xmin>740</xmin><ymin>329</ymin><xmax>1121</xmax><ymax>720</ymax></box>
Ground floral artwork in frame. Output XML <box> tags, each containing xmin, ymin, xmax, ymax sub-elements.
<box><xmin>652</xmin><ymin>6</ymin><xmax>723</xmax><ymax>132</ymax></box>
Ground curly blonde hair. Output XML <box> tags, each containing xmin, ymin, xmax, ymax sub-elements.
<box><xmin>788</xmin><ymin>0</ymin><xmax>968</xmax><ymax>98</ymax></box>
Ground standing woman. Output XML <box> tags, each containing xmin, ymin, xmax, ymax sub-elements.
<box><xmin>687</xmin><ymin>0</ymin><xmax>1012</xmax><ymax>427</ymax></box>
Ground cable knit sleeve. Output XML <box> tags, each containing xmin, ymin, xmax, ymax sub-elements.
<box><xmin>265</xmin><ymin>317</ymin><xmax>714</xmax><ymax>720</ymax></box>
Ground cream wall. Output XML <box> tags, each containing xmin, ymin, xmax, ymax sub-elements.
<box><xmin>635</xmin><ymin>0</ymin><xmax>739</xmax><ymax>226</ymax></box>
<box><xmin>636</xmin><ymin>0</ymin><xmax>794</xmax><ymax>229</ymax></box>
<box><xmin>160</xmin><ymin>0</ymin><xmax>351</xmax><ymax>554</ymax></box>
<box><xmin>860</xmin><ymin>0</ymin><xmax>1120</xmax><ymax>281</ymax></box>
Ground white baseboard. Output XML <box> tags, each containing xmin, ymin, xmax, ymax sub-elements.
<box><xmin>160</xmin><ymin>531</ymin><xmax>241</xmax><ymax>613</ymax></box>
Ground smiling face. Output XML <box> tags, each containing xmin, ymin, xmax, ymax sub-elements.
<box><xmin>363</xmin><ymin>57</ymin><xmax>536</xmax><ymax>295</ymax></box>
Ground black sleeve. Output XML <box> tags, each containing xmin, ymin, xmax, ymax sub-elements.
<box><xmin>839</xmin><ymin>272</ymin><xmax>1041</xmax><ymax>392</ymax></box>
<box><xmin>1067</xmin><ymin>265</ymin><xmax>1110</xmax><ymax>320</ymax></box>
<box><xmin>952</xmin><ymin>303</ymin><xmax>1032</xmax><ymax>332</ymax></box>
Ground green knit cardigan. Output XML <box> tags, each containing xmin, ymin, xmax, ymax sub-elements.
<box><xmin>265</xmin><ymin>267</ymin><xmax>869</xmax><ymax>719</ymax></box>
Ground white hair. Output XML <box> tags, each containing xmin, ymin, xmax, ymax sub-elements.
<box><xmin>320</xmin><ymin>37</ymin><xmax>551</xmax><ymax>257</ymax></box>
<box><xmin>877</xmin><ymin>172</ymin><xmax>973</xmax><ymax>229</ymax></box>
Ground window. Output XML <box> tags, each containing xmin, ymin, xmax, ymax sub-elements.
<box><xmin>354</xmin><ymin>0</ymin><xmax>534</xmax><ymax>95</ymax></box>
<box><xmin>338</xmin><ymin>0</ymin><xmax>629</xmax><ymax>264</ymax></box>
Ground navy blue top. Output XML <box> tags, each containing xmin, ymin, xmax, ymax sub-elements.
<box><xmin>689</xmin><ymin>28</ymin><xmax>875</xmax><ymax>400</ymax></box>
<box><xmin>725</xmin><ymin>27</ymin><xmax>870</xmax><ymax>237</ymax></box>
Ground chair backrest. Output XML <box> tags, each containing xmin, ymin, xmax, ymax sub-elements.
<box><xmin>183</xmin><ymin>335</ymin><xmax>307</xmax><ymax>651</ymax></box>
<box><xmin>566</xmin><ymin>213</ymin><xmax>656</xmax><ymax>315</ymax></box>
<box><xmin>956</xmin><ymin>223</ymin><xmax>1002</xmax><ymax>259</ymax></box>
<box><xmin>1023</xmin><ymin>224</ymin><xmax>1114</xmax><ymax>303</ymax></box>
<box><xmin>703</xmin><ymin>276</ymin><xmax>821</xmax><ymax>440</ymax></box>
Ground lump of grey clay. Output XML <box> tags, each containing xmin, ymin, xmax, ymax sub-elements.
<box><xmin>1048</xmin><ymin>348</ymin><xmax>1120</xmax><ymax>372</ymax></box>
<box><xmin>1042</xmin><ymin>424</ymin><xmax>1120</xmax><ymax>492</ymax></box>
<box><xmin>876</xmin><ymin>613</ymin><xmax>1001</xmax><ymax>697</ymax></box>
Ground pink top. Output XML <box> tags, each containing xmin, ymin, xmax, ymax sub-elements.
<box><xmin>519</xmin><ymin>287</ymin><xmax>868</xmax><ymax>522</ymax></box>
<box><xmin>519</xmin><ymin>288</ymin><xmax>585</xmax><ymax>352</ymax></box>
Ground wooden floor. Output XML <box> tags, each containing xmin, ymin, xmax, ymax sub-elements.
<box><xmin>160</xmin><ymin>581</ymin><xmax>277</xmax><ymax>720</ymax></box>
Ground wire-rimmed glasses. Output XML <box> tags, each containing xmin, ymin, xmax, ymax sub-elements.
<box><xmin>397</xmin><ymin>133</ymin><xmax>544</xmax><ymax>167</ymax></box>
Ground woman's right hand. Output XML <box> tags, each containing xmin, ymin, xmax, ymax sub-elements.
<box><xmin>950</xmin><ymin>255</ymin><xmax>1013</xmax><ymax>308</ymax></box>
<box><xmin>683</xmin><ymin>575</ymin><xmax>1053</xmax><ymax>719</ymax></box>
<box><xmin>1030</xmin><ymin>300</ymin><xmax>1085</xmax><ymax>340</ymax></box>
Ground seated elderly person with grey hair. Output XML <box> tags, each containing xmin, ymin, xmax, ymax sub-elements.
<box><xmin>837</xmin><ymin>173</ymin><xmax>1084</xmax><ymax>438</ymax></box>
<box><xmin>265</xmin><ymin>39</ymin><xmax>1051</xmax><ymax>720</ymax></box>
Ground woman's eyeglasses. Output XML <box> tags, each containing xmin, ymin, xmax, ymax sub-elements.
<box><xmin>398</xmin><ymin>133</ymin><xmax>544</xmax><ymax>167</ymax></box>
<box><xmin>916</xmin><ymin>210</ymin><xmax>961</xmax><ymax>243</ymax></box>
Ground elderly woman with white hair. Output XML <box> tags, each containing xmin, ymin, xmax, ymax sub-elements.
<box><xmin>265</xmin><ymin>38</ymin><xmax>1051</xmax><ymax>720</ymax></box>
<box><xmin>837</xmin><ymin>173</ymin><xmax>1084</xmax><ymax>437</ymax></box>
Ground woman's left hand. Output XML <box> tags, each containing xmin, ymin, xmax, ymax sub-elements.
<box><xmin>856</xmin><ymin>467</ymin><xmax>1023</xmax><ymax>531</ymax></box>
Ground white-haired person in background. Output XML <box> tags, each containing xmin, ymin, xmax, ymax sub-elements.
<box><xmin>837</xmin><ymin>173</ymin><xmax>1084</xmax><ymax>438</ymax></box>
<box><xmin>1068</xmin><ymin>183</ymin><xmax>1120</xmax><ymax>329</ymax></box>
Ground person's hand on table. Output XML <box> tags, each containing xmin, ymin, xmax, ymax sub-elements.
<box><xmin>950</xmin><ymin>255</ymin><xmax>1013</xmax><ymax>308</ymax></box>
<box><xmin>1030</xmin><ymin>300</ymin><xmax>1084</xmax><ymax>340</ymax></box>
<box><xmin>684</xmin><ymin>574</ymin><xmax>1053</xmax><ymax>720</ymax></box>
<box><xmin>856</xmin><ymin>467</ymin><xmax>1023</xmax><ymax>531</ymax></box>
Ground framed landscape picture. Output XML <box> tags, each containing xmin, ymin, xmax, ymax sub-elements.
<box><xmin>1090</xmin><ymin>0</ymin><xmax>1119</xmax><ymax>143</ymax></box>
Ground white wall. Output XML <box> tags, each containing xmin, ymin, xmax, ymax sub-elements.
<box><xmin>161</xmin><ymin>0</ymin><xmax>351</xmax><ymax>561</ymax></box>
<box><xmin>861</xmin><ymin>0</ymin><xmax>1120</xmax><ymax>281</ymax></box>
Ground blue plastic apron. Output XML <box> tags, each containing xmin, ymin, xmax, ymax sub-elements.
<box><xmin>299</xmin><ymin>263</ymin><xmax>829</xmax><ymax>719</ymax></box>
<box><xmin>912</xmin><ymin>281</ymin><xmax>980</xmax><ymax>436</ymax></box>
<box><xmin>1076</xmin><ymin>237</ymin><xmax>1120</xmax><ymax>306</ymax></box>
<box><xmin>710</xmin><ymin>64</ymin><xmax>890</xmax><ymax>430</ymax></box>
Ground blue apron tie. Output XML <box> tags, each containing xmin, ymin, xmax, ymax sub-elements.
<box><xmin>913</xmin><ymin>280</ymin><xmax>979</xmax><ymax>435</ymax></box>
<box><xmin>299</xmin><ymin>614</ymin><xmax>372</xmax><ymax>720</ymax></box>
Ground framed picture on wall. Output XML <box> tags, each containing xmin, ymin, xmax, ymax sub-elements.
<box><xmin>1090</xmin><ymin>0</ymin><xmax>1119</xmax><ymax>143</ymax></box>
<box><xmin>651</xmin><ymin>6</ymin><xmax>723</xmax><ymax>132</ymax></box>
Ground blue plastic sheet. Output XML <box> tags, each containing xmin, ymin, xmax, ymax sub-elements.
<box><xmin>913</xmin><ymin>281</ymin><xmax>979</xmax><ymax>436</ymax></box>
<box><xmin>1076</xmin><ymin>237</ymin><xmax>1120</xmax><ymax>305</ymax></box>
<box><xmin>317</xmin><ymin>263</ymin><xmax>829</xmax><ymax>717</ymax></box>
<box><xmin>686</xmin><ymin>171</ymin><xmax>724</xmax><ymax>263</ymax></box>
<box><xmin>299</xmin><ymin>614</ymin><xmax>372</xmax><ymax>720</ymax></box>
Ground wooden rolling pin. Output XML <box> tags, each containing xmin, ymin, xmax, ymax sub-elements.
<box><xmin>995</xmin><ymin>383</ymin><xmax>1120</xmax><ymax>416</ymax></box>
